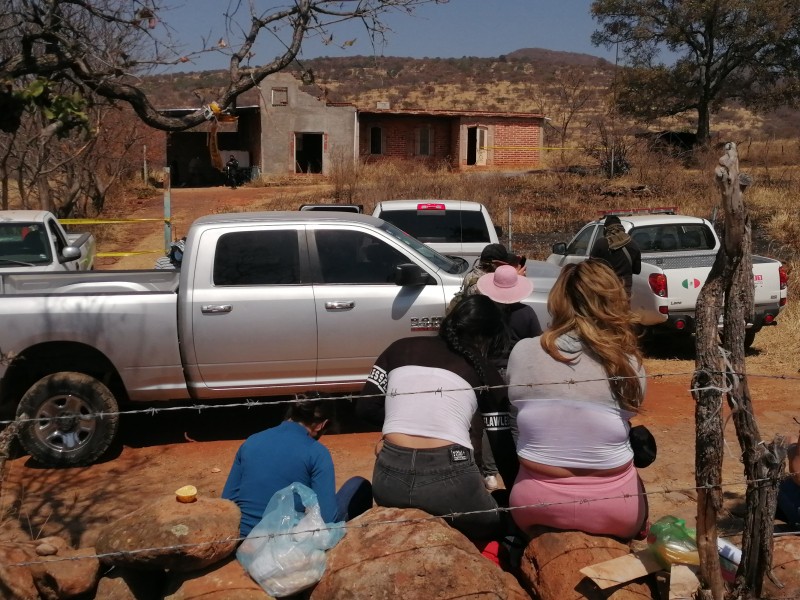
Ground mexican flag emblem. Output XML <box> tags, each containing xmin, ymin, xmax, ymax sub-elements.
<box><xmin>682</xmin><ymin>278</ymin><xmax>702</xmax><ymax>289</ymax></box>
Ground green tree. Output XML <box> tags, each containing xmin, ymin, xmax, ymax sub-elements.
<box><xmin>1</xmin><ymin>0</ymin><xmax>445</xmax><ymax>133</ymax></box>
<box><xmin>591</xmin><ymin>0</ymin><xmax>800</xmax><ymax>143</ymax></box>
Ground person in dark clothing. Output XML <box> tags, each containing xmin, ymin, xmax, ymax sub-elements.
<box><xmin>776</xmin><ymin>429</ymin><xmax>800</xmax><ymax>529</ymax></box>
<box><xmin>357</xmin><ymin>294</ymin><xmax>517</xmax><ymax>541</ymax></box>
<box><xmin>224</xmin><ymin>155</ymin><xmax>239</xmax><ymax>189</ymax></box>
<box><xmin>222</xmin><ymin>400</ymin><xmax>372</xmax><ymax>537</ymax></box>
<box><xmin>590</xmin><ymin>215</ymin><xmax>641</xmax><ymax>297</ymax></box>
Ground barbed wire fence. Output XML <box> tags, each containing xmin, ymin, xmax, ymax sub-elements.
<box><xmin>0</xmin><ymin>368</ymin><xmax>797</xmax><ymax>575</ymax></box>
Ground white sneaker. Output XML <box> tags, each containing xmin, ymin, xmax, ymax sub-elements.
<box><xmin>484</xmin><ymin>475</ymin><xmax>499</xmax><ymax>491</ymax></box>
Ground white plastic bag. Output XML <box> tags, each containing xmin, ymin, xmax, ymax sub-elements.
<box><xmin>236</xmin><ymin>483</ymin><xmax>345</xmax><ymax>597</ymax></box>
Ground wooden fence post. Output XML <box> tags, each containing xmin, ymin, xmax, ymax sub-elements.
<box><xmin>693</xmin><ymin>142</ymin><xmax>787</xmax><ymax>599</ymax></box>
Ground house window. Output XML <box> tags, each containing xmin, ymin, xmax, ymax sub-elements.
<box><xmin>416</xmin><ymin>126</ymin><xmax>434</xmax><ymax>156</ymax></box>
<box><xmin>271</xmin><ymin>87</ymin><xmax>288</xmax><ymax>106</ymax></box>
<box><xmin>370</xmin><ymin>126</ymin><xmax>383</xmax><ymax>155</ymax></box>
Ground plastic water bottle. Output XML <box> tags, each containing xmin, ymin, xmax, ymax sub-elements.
<box><xmin>647</xmin><ymin>516</ymin><xmax>700</xmax><ymax>568</ymax></box>
<box><xmin>648</xmin><ymin>515</ymin><xmax>743</xmax><ymax>581</ymax></box>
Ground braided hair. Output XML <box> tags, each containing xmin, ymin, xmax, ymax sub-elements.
<box><xmin>439</xmin><ymin>294</ymin><xmax>507</xmax><ymax>387</ymax></box>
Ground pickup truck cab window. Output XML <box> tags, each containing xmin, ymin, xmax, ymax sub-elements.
<box><xmin>628</xmin><ymin>224</ymin><xmax>715</xmax><ymax>253</ymax></box>
<box><xmin>567</xmin><ymin>224</ymin><xmax>598</xmax><ymax>257</ymax></box>
<box><xmin>47</xmin><ymin>219</ymin><xmax>68</xmax><ymax>260</ymax></box>
<box><xmin>314</xmin><ymin>229</ymin><xmax>409</xmax><ymax>284</ymax></box>
<box><xmin>213</xmin><ymin>230</ymin><xmax>300</xmax><ymax>285</ymax></box>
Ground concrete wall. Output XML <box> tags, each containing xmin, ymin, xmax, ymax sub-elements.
<box><xmin>259</xmin><ymin>73</ymin><xmax>356</xmax><ymax>175</ymax></box>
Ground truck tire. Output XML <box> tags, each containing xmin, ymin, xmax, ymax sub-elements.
<box><xmin>16</xmin><ymin>372</ymin><xmax>119</xmax><ymax>467</ymax></box>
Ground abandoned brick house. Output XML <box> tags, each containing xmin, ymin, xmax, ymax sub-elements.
<box><xmin>164</xmin><ymin>72</ymin><xmax>545</xmax><ymax>185</ymax></box>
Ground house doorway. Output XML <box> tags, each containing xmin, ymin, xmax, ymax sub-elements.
<box><xmin>466</xmin><ymin>126</ymin><xmax>487</xmax><ymax>166</ymax></box>
<box><xmin>295</xmin><ymin>133</ymin><xmax>323</xmax><ymax>173</ymax></box>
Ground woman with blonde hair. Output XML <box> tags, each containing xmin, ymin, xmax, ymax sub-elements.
<box><xmin>507</xmin><ymin>260</ymin><xmax>647</xmax><ymax>540</ymax></box>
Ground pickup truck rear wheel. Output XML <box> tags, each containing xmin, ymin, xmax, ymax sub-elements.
<box><xmin>16</xmin><ymin>372</ymin><xmax>119</xmax><ymax>467</ymax></box>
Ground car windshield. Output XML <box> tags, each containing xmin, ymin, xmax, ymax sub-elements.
<box><xmin>377</xmin><ymin>221</ymin><xmax>466</xmax><ymax>274</ymax></box>
<box><xmin>377</xmin><ymin>209</ymin><xmax>490</xmax><ymax>244</ymax></box>
<box><xmin>0</xmin><ymin>222</ymin><xmax>52</xmax><ymax>266</ymax></box>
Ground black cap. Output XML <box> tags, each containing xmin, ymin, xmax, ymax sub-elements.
<box><xmin>480</xmin><ymin>243</ymin><xmax>521</xmax><ymax>267</ymax></box>
<box><xmin>604</xmin><ymin>215</ymin><xmax>622</xmax><ymax>226</ymax></box>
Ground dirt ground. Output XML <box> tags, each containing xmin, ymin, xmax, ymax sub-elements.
<box><xmin>1</xmin><ymin>184</ymin><xmax>797</xmax><ymax>555</ymax></box>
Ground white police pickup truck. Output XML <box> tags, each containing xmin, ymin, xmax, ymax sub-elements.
<box><xmin>547</xmin><ymin>210</ymin><xmax>788</xmax><ymax>347</ymax></box>
<box><xmin>0</xmin><ymin>210</ymin><xmax>96</xmax><ymax>272</ymax></box>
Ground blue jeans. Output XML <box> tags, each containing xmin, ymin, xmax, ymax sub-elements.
<box><xmin>335</xmin><ymin>476</ymin><xmax>373</xmax><ymax>522</ymax></box>
<box><xmin>372</xmin><ymin>440</ymin><xmax>503</xmax><ymax>540</ymax></box>
<box><xmin>777</xmin><ymin>479</ymin><xmax>800</xmax><ymax>527</ymax></box>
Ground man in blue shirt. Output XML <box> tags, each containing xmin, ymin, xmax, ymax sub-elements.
<box><xmin>222</xmin><ymin>399</ymin><xmax>372</xmax><ymax>536</ymax></box>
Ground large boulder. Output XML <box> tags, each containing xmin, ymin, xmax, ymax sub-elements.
<box><xmin>30</xmin><ymin>546</ymin><xmax>100</xmax><ymax>599</ymax></box>
<box><xmin>0</xmin><ymin>543</ymin><xmax>39</xmax><ymax>600</ymax></box>
<box><xmin>164</xmin><ymin>556</ymin><xmax>271</xmax><ymax>600</ymax></box>
<box><xmin>95</xmin><ymin>496</ymin><xmax>240</xmax><ymax>572</ymax></box>
<box><xmin>95</xmin><ymin>567</ymin><xmax>168</xmax><ymax>599</ymax></box>
<box><xmin>0</xmin><ymin>537</ymin><xmax>100</xmax><ymax>600</ymax></box>
<box><xmin>310</xmin><ymin>506</ymin><xmax>530</xmax><ymax>599</ymax></box>
<box><xmin>519</xmin><ymin>527</ymin><xmax>657</xmax><ymax>599</ymax></box>
<box><xmin>762</xmin><ymin>535</ymin><xmax>800</xmax><ymax>598</ymax></box>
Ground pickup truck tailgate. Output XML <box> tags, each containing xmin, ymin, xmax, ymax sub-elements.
<box><xmin>646</xmin><ymin>252</ymin><xmax>783</xmax><ymax>312</ymax></box>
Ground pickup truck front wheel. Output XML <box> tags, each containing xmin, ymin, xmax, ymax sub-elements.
<box><xmin>16</xmin><ymin>372</ymin><xmax>119</xmax><ymax>467</ymax></box>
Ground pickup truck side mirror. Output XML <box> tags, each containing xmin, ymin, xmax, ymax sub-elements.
<box><xmin>551</xmin><ymin>242</ymin><xmax>567</xmax><ymax>255</ymax></box>
<box><xmin>394</xmin><ymin>263</ymin><xmax>435</xmax><ymax>286</ymax></box>
<box><xmin>61</xmin><ymin>246</ymin><xmax>81</xmax><ymax>262</ymax></box>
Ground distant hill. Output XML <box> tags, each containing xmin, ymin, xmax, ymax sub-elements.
<box><xmin>145</xmin><ymin>48</ymin><xmax>614</xmax><ymax>112</ymax></box>
<box><xmin>142</xmin><ymin>48</ymin><xmax>799</xmax><ymax>139</ymax></box>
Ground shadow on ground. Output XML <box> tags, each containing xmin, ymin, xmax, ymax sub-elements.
<box><xmin>118</xmin><ymin>396</ymin><xmax>377</xmax><ymax>450</ymax></box>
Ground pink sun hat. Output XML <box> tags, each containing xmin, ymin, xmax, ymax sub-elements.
<box><xmin>476</xmin><ymin>264</ymin><xmax>534</xmax><ymax>304</ymax></box>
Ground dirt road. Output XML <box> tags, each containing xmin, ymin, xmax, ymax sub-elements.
<box><xmin>2</xmin><ymin>184</ymin><xmax>796</xmax><ymax>552</ymax></box>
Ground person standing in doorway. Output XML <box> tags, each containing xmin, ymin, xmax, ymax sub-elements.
<box><xmin>225</xmin><ymin>154</ymin><xmax>239</xmax><ymax>189</ymax></box>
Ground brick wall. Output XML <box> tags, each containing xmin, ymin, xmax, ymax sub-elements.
<box><xmin>359</xmin><ymin>114</ymin><xmax>542</xmax><ymax>170</ymax></box>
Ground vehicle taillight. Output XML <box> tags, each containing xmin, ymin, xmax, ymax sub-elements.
<box><xmin>417</xmin><ymin>203</ymin><xmax>445</xmax><ymax>211</ymax></box>
<box><xmin>779</xmin><ymin>265</ymin><xmax>788</xmax><ymax>290</ymax></box>
<box><xmin>649</xmin><ymin>273</ymin><xmax>668</xmax><ymax>297</ymax></box>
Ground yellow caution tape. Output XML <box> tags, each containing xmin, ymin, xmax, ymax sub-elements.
<box><xmin>97</xmin><ymin>250</ymin><xmax>162</xmax><ymax>258</ymax></box>
<box><xmin>484</xmin><ymin>146</ymin><xmax>588</xmax><ymax>150</ymax></box>
<box><xmin>61</xmin><ymin>218</ymin><xmax>171</xmax><ymax>225</ymax></box>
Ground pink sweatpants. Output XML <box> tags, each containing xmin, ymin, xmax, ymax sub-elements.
<box><xmin>509</xmin><ymin>462</ymin><xmax>647</xmax><ymax>540</ymax></box>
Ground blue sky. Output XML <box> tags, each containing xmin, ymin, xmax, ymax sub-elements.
<box><xmin>161</xmin><ymin>1</ymin><xmax>616</xmax><ymax>72</ymax></box>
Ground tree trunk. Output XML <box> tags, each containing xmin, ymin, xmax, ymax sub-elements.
<box><xmin>696</xmin><ymin>101</ymin><xmax>712</xmax><ymax>146</ymax></box>
<box><xmin>695</xmin><ymin>142</ymin><xmax>788</xmax><ymax>600</ymax></box>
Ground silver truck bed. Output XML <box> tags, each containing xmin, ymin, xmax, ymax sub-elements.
<box><xmin>0</xmin><ymin>269</ymin><xmax>180</xmax><ymax>295</ymax></box>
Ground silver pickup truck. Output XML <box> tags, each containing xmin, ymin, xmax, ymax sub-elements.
<box><xmin>0</xmin><ymin>210</ymin><xmax>96</xmax><ymax>272</ymax></box>
<box><xmin>0</xmin><ymin>212</ymin><xmax>558</xmax><ymax>467</ymax></box>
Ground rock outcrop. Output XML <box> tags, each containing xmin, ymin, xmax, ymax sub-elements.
<box><xmin>94</xmin><ymin>496</ymin><xmax>240</xmax><ymax>572</ymax></box>
<box><xmin>311</xmin><ymin>506</ymin><xmax>530</xmax><ymax>599</ymax></box>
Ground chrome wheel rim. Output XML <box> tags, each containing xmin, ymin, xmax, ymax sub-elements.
<box><xmin>33</xmin><ymin>394</ymin><xmax>96</xmax><ymax>455</ymax></box>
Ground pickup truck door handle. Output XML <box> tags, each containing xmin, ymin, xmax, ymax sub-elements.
<box><xmin>201</xmin><ymin>304</ymin><xmax>233</xmax><ymax>314</ymax></box>
<box><xmin>325</xmin><ymin>301</ymin><xmax>355</xmax><ymax>311</ymax></box>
